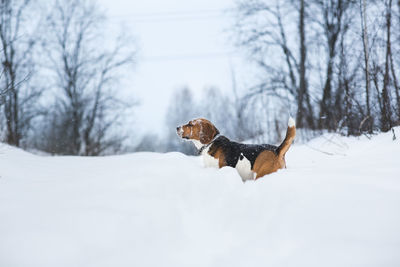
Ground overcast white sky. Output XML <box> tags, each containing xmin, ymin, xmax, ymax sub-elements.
<box><xmin>97</xmin><ymin>0</ymin><xmax>253</xmax><ymax>136</ymax></box>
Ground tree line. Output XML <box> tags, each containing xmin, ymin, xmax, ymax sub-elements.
<box><xmin>0</xmin><ymin>0</ymin><xmax>136</xmax><ymax>155</ymax></box>
<box><xmin>233</xmin><ymin>0</ymin><xmax>400</xmax><ymax>136</ymax></box>
<box><xmin>148</xmin><ymin>0</ymin><xmax>400</xmax><ymax>155</ymax></box>
<box><xmin>2</xmin><ymin>0</ymin><xmax>399</xmax><ymax>156</ymax></box>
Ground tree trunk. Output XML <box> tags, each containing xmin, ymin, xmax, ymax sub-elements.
<box><xmin>296</xmin><ymin>0</ymin><xmax>314</xmax><ymax>129</ymax></box>
<box><xmin>390</xmin><ymin>48</ymin><xmax>400</xmax><ymax>124</ymax></box>
<box><xmin>381</xmin><ymin>0</ymin><xmax>393</xmax><ymax>132</ymax></box>
<box><xmin>360</xmin><ymin>0</ymin><xmax>372</xmax><ymax>133</ymax></box>
<box><xmin>318</xmin><ymin>0</ymin><xmax>344</xmax><ymax>131</ymax></box>
<box><xmin>319</xmin><ymin>37</ymin><xmax>338</xmax><ymax>130</ymax></box>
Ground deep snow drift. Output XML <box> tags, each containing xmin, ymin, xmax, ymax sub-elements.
<box><xmin>1</xmin><ymin>129</ymin><xmax>400</xmax><ymax>267</ymax></box>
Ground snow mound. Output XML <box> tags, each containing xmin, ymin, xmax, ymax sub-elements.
<box><xmin>1</xmin><ymin>129</ymin><xmax>400</xmax><ymax>267</ymax></box>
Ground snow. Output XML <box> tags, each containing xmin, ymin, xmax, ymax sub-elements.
<box><xmin>1</xmin><ymin>128</ymin><xmax>400</xmax><ymax>267</ymax></box>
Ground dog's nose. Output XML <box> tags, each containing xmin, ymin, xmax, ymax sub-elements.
<box><xmin>176</xmin><ymin>127</ymin><xmax>180</xmax><ymax>131</ymax></box>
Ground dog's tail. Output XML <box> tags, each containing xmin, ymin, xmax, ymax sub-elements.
<box><xmin>276</xmin><ymin>117</ymin><xmax>296</xmax><ymax>158</ymax></box>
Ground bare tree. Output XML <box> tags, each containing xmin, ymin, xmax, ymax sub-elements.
<box><xmin>0</xmin><ymin>0</ymin><xmax>41</xmax><ymax>147</ymax></box>
<box><xmin>359</xmin><ymin>0</ymin><xmax>372</xmax><ymax>132</ymax></box>
<box><xmin>233</xmin><ymin>0</ymin><xmax>400</xmax><ymax>136</ymax></box>
<box><xmin>39</xmin><ymin>0</ymin><xmax>136</xmax><ymax>155</ymax></box>
<box><xmin>333</xmin><ymin>14</ymin><xmax>362</xmax><ymax>135</ymax></box>
<box><xmin>297</xmin><ymin>0</ymin><xmax>315</xmax><ymax>129</ymax></box>
<box><xmin>394</xmin><ymin>0</ymin><xmax>400</xmax><ymax>122</ymax></box>
<box><xmin>381</xmin><ymin>0</ymin><xmax>394</xmax><ymax>132</ymax></box>
<box><xmin>234</xmin><ymin>0</ymin><xmax>314</xmax><ymax>129</ymax></box>
<box><xmin>315</xmin><ymin>0</ymin><xmax>355</xmax><ymax>130</ymax></box>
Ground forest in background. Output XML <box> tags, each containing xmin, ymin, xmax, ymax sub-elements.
<box><xmin>1</xmin><ymin>0</ymin><xmax>400</xmax><ymax>155</ymax></box>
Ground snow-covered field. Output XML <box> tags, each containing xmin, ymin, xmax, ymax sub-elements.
<box><xmin>1</xmin><ymin>129</ymin><xmax>400</xmax><ymax>267</ymax></box>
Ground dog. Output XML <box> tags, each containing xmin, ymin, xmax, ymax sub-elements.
<box><xmin>176</xmin><ymin>117</ymin><xmax>296</xmax><ymax>181</ymax></box>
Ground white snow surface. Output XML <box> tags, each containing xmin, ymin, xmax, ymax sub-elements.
<box><xmin>1</xmin><ymin>129</ymin><xmax>400</xmax><ymax>267</ymax></box>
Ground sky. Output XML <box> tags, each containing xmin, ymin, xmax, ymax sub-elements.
<box><xmin>97</xmin><ymin>0</ymin><xmax>253</xmax><ymax>137</ymax></box>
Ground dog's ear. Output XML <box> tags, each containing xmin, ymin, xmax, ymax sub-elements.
<box><xmin>199</xmin><ymin>121</ymin><xmax>219</xmax><ymax>144</ymax></box>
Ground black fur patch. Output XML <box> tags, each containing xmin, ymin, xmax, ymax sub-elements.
<box><xmin>208</xmin><ymin>136</ymin><xmax>278</xmax><ymax>168</ymax></box>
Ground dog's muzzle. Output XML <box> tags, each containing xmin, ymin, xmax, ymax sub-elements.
<box><xmin>176</xmin><ymin>126</ymin><xmax>184</xmax><ymax>137</ymax></box>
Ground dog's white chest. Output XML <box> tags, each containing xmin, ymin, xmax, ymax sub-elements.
<box><xmin>191</xmin><ymin>140</ymin><xmax>203</xmax><ymax>150</ymax></box>
<box><xmin>200</xmin><ymin>146</ymin><xmax>254</xmax><ymax>181</ymax></box>
<box><xmin>235</xmin><ymin>154</ymin><xmax>255</xmax><ymax>181</ymax></box>
<box><xmin>201</xmin><ymin>146</ymin><xmax>219</xmax><ymax>168</ymax></box>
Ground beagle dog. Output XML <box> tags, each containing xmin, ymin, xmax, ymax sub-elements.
<box><xmin>176</xmin><ymin>117</ymin><xmax>296</xmax><ymax>181</ymax></box>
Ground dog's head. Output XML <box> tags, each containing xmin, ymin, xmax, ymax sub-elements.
<box><xmin>176</xmin><ymin>118</ymin><xmax>219</xmax><ymax>145</ymax></box>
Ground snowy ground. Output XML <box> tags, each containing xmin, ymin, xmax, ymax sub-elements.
<box><xmin>1</xmin><ymin>129</ymin><xmax>400</xmax><ymax>267</ymax></box>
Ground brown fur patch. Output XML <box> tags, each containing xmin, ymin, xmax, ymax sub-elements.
<box><xmin>277</xmin><ymin>126</ymin><xmax>296</xmax><ymax>158</ymax></box>
<box><xmin>179</xmin><ymin>118</ymin><xmax>219</xmax><ymax>144</ymax></box>
<box><xmin>253</xmin><ymin>123</ymin><xmax>296</xmax><ymax>178</ymax></box>
<box><xmin>209</xmin><ymin>147</ymin><xmax>226</xmax><ymax>168</ymax></box>
<box><xmin>180</xmin><ymin>121</ymin><xmax>200</xmax><ymax>141</ymax></box>
<box><xmin>252</xmin><ymin>150</ymin><xmax>286</xmax><ymax>179</ymax></box>
<box><xmin>199</xmin><ymin>121</ymin><xmax>218</xmax><ymax>144</ymax></box>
